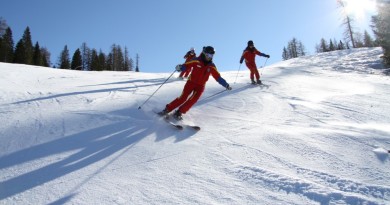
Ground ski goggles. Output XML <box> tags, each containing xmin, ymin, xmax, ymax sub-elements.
<box><xmin>204</xmin><ymin>52</ymin><xmax>214</xmax><ymax>59</ymax></box>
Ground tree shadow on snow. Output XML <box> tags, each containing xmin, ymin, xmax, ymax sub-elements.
<box><xmin>0</xmin><ymin>106</ymin><xmax>194</xmax><ymax>202</ymax></box>
<box><xmin>10</xmin><ymin>77</ymin><xmax>177</xmax><ymax>105</ymax></box>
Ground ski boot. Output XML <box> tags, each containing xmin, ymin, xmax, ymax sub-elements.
<box><xmin>158</xmin><ymin>108</ymin><xmax>169</xmax><ymax>117</ymax></box>
<box><xmin>173</xmin><ymin>110</ymin><xmax>183</xmax><ymax>121</ymax></box>
<box><xmin>251</xmin><ymin>79</ymin><xmax>256</xmax><ymax>85</ymax></box>
<box><xmin>256</xmin><ymin>79</ymin><xmax>262</xmax><ymax>85</ymax></box>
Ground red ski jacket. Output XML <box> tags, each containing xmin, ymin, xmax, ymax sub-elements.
<box><xmin>181</xmin><ymin>57</ymin><xmax>228</xmax><ymax>87</ymax></box>
<box><xmin>184</xmin><ymin>51</ymin><xmax>196</xmax><ymax>62</ymax></box>
<box><xmin>240</xmin><ymin>47</ymin><xmax>264</xmax><ymax>64</ymax></box>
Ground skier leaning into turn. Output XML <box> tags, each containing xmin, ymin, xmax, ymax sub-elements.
<box><xmin>240</xmin><ymin>40</ymin><xmax>270</xmax><ymax>84</ymax></box>
<box><xmin>159</xmin><ymin>46</ymin><xmax>232</xmax><ymax>120</ymax></box>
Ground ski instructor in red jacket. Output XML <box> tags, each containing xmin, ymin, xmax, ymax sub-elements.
<box><xmin>178</xmin><ymin>47</ymin><xmax>196</xmax><ymax>79</ymax></box>
<box><xmin>159</xmin><ymin>46</ymin><xmax>232</xmax><ymax>120</ymax></box>
<box><xmin>240</xmin><ymin>40</ymin><xmax>270</xmax><ymax>84</ymax></box>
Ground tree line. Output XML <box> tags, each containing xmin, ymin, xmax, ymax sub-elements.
<box><xmin>0</xmin><ymin>18</ymin><xmax>139</xmax><ymax>72</ymax></box>
<box><xmin>281</xmin><ymin>0</ymin><xmax>390</xmax><ymax>68</ymax></box>
<box><xmin>58</xmin><ymin>43</ymin><xmax>136</xmax><ymax>71</ymax></box>
<box><xmin>1</xmin><ymin>0</ymin><xmax>390</xmax><ymax>70</ymax></box>
<box><xmin>315</xmin><ymin>29</ymin><xmax>376</xmax><ymax>53</ymax></box>
<box><xmin>0</xmin><ymin>24</ymin><xmax>50</xmax><ymax>67</ymax></box>
<box><xmin>371</xmin><ymin>0</ymin><xmax>390</xmax><ymax>66</ymax></box>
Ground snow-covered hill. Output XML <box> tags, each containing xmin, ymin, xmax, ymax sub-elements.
<box><xmin>0</xmin><ymin>48</ymin><xmax>389</xmax><ymax>205</ymax></box>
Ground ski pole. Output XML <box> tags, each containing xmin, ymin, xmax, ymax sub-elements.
<box><xmin>138</xmin><ymin>69</ymin><xmax>176</xmax><ymax>109</ymax></box>
<box><xmin>233</xmin><ymin>64</ymin><xmax>242</xmax><ymax>84</ymax></box>
<box><xmin>199</xmin><ymin>89</ymin><xmax>227</xmax><ymax>102</ymax></box>
<box><xmin>260</xmin><ymin>58</ymin><xmax>268</xmax><ymax>75</ymax></box>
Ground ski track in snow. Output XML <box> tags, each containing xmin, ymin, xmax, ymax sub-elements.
<box><xmin>0</xmin><ymin>48</ymin><xmax>389</xmax><ymax>204</ymax></box>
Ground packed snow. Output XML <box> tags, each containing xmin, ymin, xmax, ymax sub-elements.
<box><xmin>0</xmin><ymin>47</ymin><xmax>389</xmax><ymax>205</ymax></box>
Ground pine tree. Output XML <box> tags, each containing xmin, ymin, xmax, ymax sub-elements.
<box><xmin>354</xmin><ymin>32</ymin><xmax>364</xmax><ymax>48</ymax></box>
<box><xmin>0</xmin><ymin>17</ymin><xmax>7</xmax><ymax>36</ymax></box>
<box><xmin>282</xmin><ymin>47</ymin><xmax>289</xmax><ymax>60</ymax></box>
<box><xmin>338</xmin><ymin>40</ymin><xmax>345</xmax><ymax>50</ymax></box>
<box><xmin>90</xmin><ymin>49</ymin><xmax>99</xmax><ymax>71</ymax></box>
<box><xmin>108</xmin><ymin>44</ymin><xmax>125</xmax><ymax>71</ymax></box>
<box><xmin>371</xmin><ymin>0</ymin><xmax>390</xmax><ymax>66</ymax></box>
<box><xmin>363</xmin><ymin>30</ymin><xmax>375</xmax><ymax>47</ymax></box>
<box><xmin>58</xmin><ymin>45</ymin><xmax>70</xmax><ymax>69</ymax></box>
<box><xmin>40</xmin><ymin>47</ymin><xmax>51</xmax><ymax>67</ymax></box>
<box><xmin>287</xmin><ymin>38</ymin><xmax>298</xmax><ymax>58</ymax></box>
<box><xmin>21</xmin><ymin>27</ymin><xmax>34</xmax><ymax>64</ymax></box>
<box><xmin>0</xmin><ymin>38</ymin><xmax>2</xmax><ymax>59</ymax></box>
<box><xmin>135</xmin><ymin>53</ymin><xmax>140</xmax><ymax>72</ymax></box>
<box><xmin>33</xmin><ymin>42</ymin><xmax>43</xmax><ymax>66</ymax></box>
<box><xmin>116</xmin><ymin>45</ymin><xmax>125</xmax><ymax>71</ymax></box>
<box><xmin>297</xmin><ymin>41</ymin><xmax>306</xmax><ymax>56</ymax></box>
<box><xmin>71</xmin><ymin>48</ymin><xmax>82</xmax><ymax>70</ymax></box>
<box><xmin>282</xmin><ymin>38</ymin><xmax>306</xmax><ymax>60</ymax></box>
<box><xmin>13</xmin><ymin>39</ymin><xmax>26</xmax><ymax>64</ymax></box>
<box><xmin>320</xmin><ymin>38</ymin><xmax>328</xmax><ymax>53</ymax></box>
<box><xmin>129</xmin><ymin>58</ymin><xmax>134</xmax><ymax>71</ymax></box>
<box><xmin>124</xmin><ymin>46</ymin><xmax>132</xmax><ymax>71</ymax></box>
<box><xmin>106</xmin><ymin>53</ymin><xmax>113</xmax><ymax>71</ymax></box>
<box><xmin>98</xmin><ymin>50</ymin><xmax>106</xmax><ymax>71</ymax></box>
<box><xmin>80</xmin><ymin>42</ymin><xmax>91</xmax><ymax>71</ymax></box>
<box><xmin>0</xmin><ymin>27</ymin><xmax>14</xmax><ymax>62</ymax></box>
<box><xmin>333</xmin><ymin>39</ymin><xmax>338</xmax><ymax>50</ymax></box>
<box><xmin>329</xmin><ymin>39</ymin><xmax>335</xmax><ymax>51</ymax></box>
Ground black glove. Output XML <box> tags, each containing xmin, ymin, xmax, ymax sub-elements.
<box><xmin>226</xmin><ymin>84</ymin><xmax>232</xmax><ymax>90</ymax></box>
<box><xmin>265</xmin><ymin>54</ymin><xmax>270</xmax><ymax>58</ymax></box>
<box><xmin>175</xmin><ymin>64</ymin><xmax>182</xmax><ymax>72</ymax></box>
<box><xmin>239</xmin><ymin>59</ymin><xmax>243</xmax><ymax>64</ymax></box>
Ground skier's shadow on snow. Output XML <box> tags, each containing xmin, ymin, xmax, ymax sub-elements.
<box><xmin>146</xmin><ymin>110</ymin><xmax>197</xmax><ymax>143</ymax></box>
<box><xmin>374</xmin><ymin>149</ymin><xmax>389</xmax><ymax>162</ymax></box>
<box><xmin>0</xmin><ymin>106</ymin><xmax>186</xmax><ymax>203</ymax></box>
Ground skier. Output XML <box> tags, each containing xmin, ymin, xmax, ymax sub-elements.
<box><xmin>178</xmin><ymin>47</ymin><xmax>196</xmax><ymax>79</ymax></box>
<box><xmin>239</xmin><ymin>40</ymin><xmax>270</xmax><ymax>84</ymax></box>
<box><xmin>159</xmin><ymin>46</ymin><xmax>232</xmax><ymax>120</ymax></box>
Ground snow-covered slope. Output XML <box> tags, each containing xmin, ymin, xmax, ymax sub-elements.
<box><xmin>0</xmin><ymin>48</ymin><xmax>389</xmax><ymax>205</ymax></box>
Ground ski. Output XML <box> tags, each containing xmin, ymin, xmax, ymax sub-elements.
<box><xmin>154</xmin><ymin>111</ymin><xmax>183</xmax><ymax>130</ymax></box>
<box><xmin>154</xmin><ymin>110</ymin><xmax>200</xmax><ymax>131</ymax></box>
<box><xmin>166</xmin><ymin>119</ymin><xmax>184</xmax><ymax>130</ymax></box>
<box><xmin>248</xmin><ymin>82</ymin><xmax>270</xmax><ymax>88</ymax></box>
<box><xmin>184</xmin><ymin>124</ymin><xmax>201</xmax><ymax>131</ymax></box>
<box><xmin>169</xmin><ymin>115</ymin><xmax>201</xmax><ymax>131</ymax></box>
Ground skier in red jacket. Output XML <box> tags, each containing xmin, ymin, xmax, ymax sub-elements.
<box><xmin>159</xmin><ymin>46</ymin><xmax>232</xmax><ymax>120</ymax></box>
<box><xmin>179</xmin><ymin>47</ymin><xmax>196</xmax><ymax>79</ymax></box>
<box><xmin>240</xmin><ymin>40</ymin><xmax>270</xmax><ymax>84</ymax></box>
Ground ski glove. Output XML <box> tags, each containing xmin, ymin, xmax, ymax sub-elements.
<box><xmin>226</xmin><ymin>84</ymin><xmax>232</xmax><ymax>90</ymax></box>
<box><xmin>175</xmin><ymin>64</ymin><xmax>183</xmax><ymax>72</ymax></box>
<box><xmin>239</xmin><ymin>59</ymin><xmax>243</xmax><ymax>64</ymax></box>
<box><xmin>260</xmin><ymin>53</ymin><xmax>270</xmax><ymax>58</ymax></box>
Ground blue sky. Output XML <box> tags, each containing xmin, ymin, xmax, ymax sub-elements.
<box><xmin>1</xmin><ymin>0</ymin><xmax>377</xmax><ymax>72</ymax></box>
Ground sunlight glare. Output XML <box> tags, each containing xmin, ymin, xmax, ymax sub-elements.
<box><xmin>343</xmin><ymin>0</ymin><xmax>377</xmax><ymax>21</ymax></box>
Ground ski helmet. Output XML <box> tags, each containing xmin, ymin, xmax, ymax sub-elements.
<box><xmin>202</xmin><ymin>46</ymin><xmax>215</xmax><ymax>61</ymax></box>
<box><xmin>190</xmin><ymin>47</ymin><xmax>195</xmax><ymax>51</ymax></box>
<box><xmin>203</xmin><ymin>46</ymin><xmax>215</xmax><ymax>54</ymax></box>
<box><xmin>248</xmin><ymin>40</ymin><xmax>254</xmax><ymax>46</ymax></box>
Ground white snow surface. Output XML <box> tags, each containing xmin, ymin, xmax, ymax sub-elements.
<box><xmin>0</xmin><ymin>47</ymin><xmax>389</xmax><ymax>205</ymax></box>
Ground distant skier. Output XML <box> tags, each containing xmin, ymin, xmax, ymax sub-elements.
<box><xmin>178</xmin><ymin>47</ymin><xmax>196</xmax><ymax>79</ymax></box>
<box><xmin>240</xmin><ymin>40</ymin><xmax>270</xmax><ymax>84</ymax></box>
<box><xmin>159</xmin><ymin>46</ymin><xmax>232</xmax><ymax>120</ymax></box>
